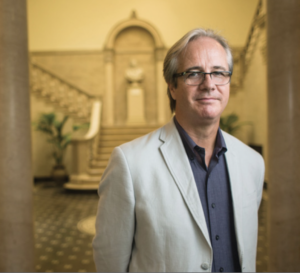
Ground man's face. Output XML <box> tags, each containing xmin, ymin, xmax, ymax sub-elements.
<box><xmin>169</xmin><ymin>37</ymin><xmax>230</xmax><ymax>126</ymax></box>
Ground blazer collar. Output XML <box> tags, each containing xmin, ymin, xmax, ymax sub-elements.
<box><xmin>159</xmin><ymin>119</ymin><xmax>211</xmax><ymax>247</ymax></box>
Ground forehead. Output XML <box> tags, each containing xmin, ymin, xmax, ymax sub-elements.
<box><xmin>177</xmin><ymin>37</ymin><xmax>229</xmax><ymax>70</ymax></box>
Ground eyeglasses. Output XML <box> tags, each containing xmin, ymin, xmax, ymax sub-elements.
<box><xmin>173</xmin><ymin>71</ymin><xmax>232</xmax><ymax>86</ymax></box>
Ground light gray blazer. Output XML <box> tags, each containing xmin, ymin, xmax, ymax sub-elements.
<box><xmin>92</xmin><ymin>119</ymin><xmax>265</xmax><ymax>272</ymax></box>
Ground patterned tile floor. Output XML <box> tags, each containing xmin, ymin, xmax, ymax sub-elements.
<box><xmin>256</xmin><ymin>193</ymin><xmax>269</xmax><ymax>272</ymax></box>
<box><xmin>33</xmin><ymin>182</ymin><xmax>268</xmax><ymax>272</ymax></box>
<box><xmin>34</xmin><ymin>183</ymin><xmax>98</xmax><ymax>272</ymax></box>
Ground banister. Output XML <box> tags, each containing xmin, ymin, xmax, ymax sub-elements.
<box><xmin>67</xmin><ymin>99</ymin><xmax>102</xmax><ymax>182</ymax></box>
<box><xmin>243</xmin><ymin>0</ymin><xmax>264</xmax><ymax>56</ymax></box>
<box><xmin>240</xmin><ymin>0</ymin><xmax>266</xmax><ymax>81</ymax></box>
<box><xmin>72</xmin><ymin>100</ymin><xmax>102</xmax><ymax>142</ymax></box>
<box><xmin>31</xmin><ymin>63</ymin><xmax>97</xmax><ymax>99</ymax></box>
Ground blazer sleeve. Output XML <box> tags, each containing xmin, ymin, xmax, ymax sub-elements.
<box><xmin>256</xmin><ymin>154</ymin><xmax>265</xmax><ymax>209</ymax></box>
<box><xmin>92</xmin><ymin>147</ymin><xmax>135</xmax><ymax>272</ymax></box>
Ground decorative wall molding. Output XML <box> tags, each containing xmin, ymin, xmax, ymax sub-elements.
<box><xmin>103</xmin><ymin>49</ymin><xmax>114</xmax><ymax>63</ymax></box>
<box><xmin>105</xmin><ymin>11</ymin><xmax>165</xmax><ymax>50</ymax></box>
<box><xmin>102</xmin><ymin>11</ymin><xmax>167</xmax><ymax>125</ymax></box>
<box><xmin>155</xmin><ymin>48</ymin><xmax>166</xmax><ymax>62</ymax></box>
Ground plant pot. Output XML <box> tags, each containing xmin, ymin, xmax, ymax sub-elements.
<box><xmin>51</xmin><ymin>164</ymin><xmax>69</xmax><ymax>184</ymax></box>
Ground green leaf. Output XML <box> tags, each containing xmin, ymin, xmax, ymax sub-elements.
<box><xmin>73</xmin><ymin>122</ymin><xmax>89</xmax><ymax>131</ymax></box>
<box><xmin>33</xmin><ymin>112</ymin><xmax>89</xmax><ymax>163</ymax></box>
<box><xmin>226</xmin><ymin>114</ymin><xmax>239</xmax><ymax>126</ymax></box>
<box><xmin>220</xmin><ymin>113</ymin><xmax>251</xmax><ymax>135</ymax></box>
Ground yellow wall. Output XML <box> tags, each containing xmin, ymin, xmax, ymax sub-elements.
<box><xmin>225</xmin><ymin>27</ymin><xmax>268</xmax><ymax>180</ymax></box>
<box><xmin>27</xmin><ymin>0</ymin><xmax>259</xmax><ymax>51</ymax></box>
<box><xmin>241</xmin><ymin>30</ymin><xmax>268</xmax><ymax>180</ymax></box>
<box><xmin>28</xmin><ymin>0</ymin><xmax>268</xmax><ymax>178</ymax></box>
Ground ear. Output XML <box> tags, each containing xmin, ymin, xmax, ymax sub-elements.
<box><xmin>168</xmin><ymin>83</ymin><xmax>177</xmax><ymax>100</ymax></box>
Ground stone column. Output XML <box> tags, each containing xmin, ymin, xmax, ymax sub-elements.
<box><xmin>156</xmin><ymin>48</ymin><xmax>167</xmax><ymax>124</ymax></box>
<box><xmin>267</xmin><ymin>0</ymin><xmax>300</xmax><ymax>271</ymax></box>
<box><xmin>103</xmin><ymin>49</ymin><xmax>114</xmax><ymax>125</ymax></box>
<box><xmin>0</xmin><ymin>0</ymin><xmax>35</xmax><ymax>271</ymax></box>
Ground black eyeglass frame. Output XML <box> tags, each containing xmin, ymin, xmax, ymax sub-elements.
<box><xmin>173</xmin><ymin>71</ymin><xmax>232</xmax><ymax>86</ymax></box>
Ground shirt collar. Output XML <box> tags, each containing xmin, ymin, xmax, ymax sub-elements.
<box><xmin>174</xmin><ymin>116</ymin><xmax>227</xmax><ymax>160</ymax></box>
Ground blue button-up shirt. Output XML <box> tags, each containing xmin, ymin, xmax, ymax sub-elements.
<box><xmin>174</xmin><ymin>117</ymin><xmax>241</xmax><ymax>272</ymax></box>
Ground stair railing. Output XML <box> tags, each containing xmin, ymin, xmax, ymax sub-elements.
<box><xmin>29</xmin><ymin>61</ymin><xmax>103</xmax><ymax>188</ymax></box>
<box><xmin>241</xmin><ymin>0</ymin><xmax>266</xmax><ymax>78</ymax></box>
<box><xmin>30</xmin><ymin>62</ymin><xmax>98</xmax><ymax>122</ymax></box>
<box><xmin>69</xmin><ymin>100</ymin><xmax>102</xmax><ymax>180</ymax></box>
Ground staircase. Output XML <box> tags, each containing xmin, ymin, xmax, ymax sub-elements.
<box><xmin>91</xmin><ymin>125</ymin><xmax>158</xmax><ymax>175</ymax></box>
<box><xmin>30</xmin><ymin>61</ymin><xmax>161</xmax><ymax>190</ymax></box>
<box><xmin>66</xmin><ymin>125</ymin><xmax>158</xmax><ymax>190</ymax></box>
<box><xmin>30</xmin><ymin>63</ymin><xmax>98</xmax><ymax>122</ymax></box>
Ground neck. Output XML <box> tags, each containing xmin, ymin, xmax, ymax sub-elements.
<box><xmin>175</xmin><ymin>115</ymin><xmax>219</xmax><ymax>166</ymax></box>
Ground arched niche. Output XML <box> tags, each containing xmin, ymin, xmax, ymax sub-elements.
<box><xmin>103</xmin><ymin>13</ymin><xmax>167</xmax><ymax>126</ymax></box>
<box><xmin>105</xmin><ymin>15</ymin><xmax>164</xmax><ymax>50</ymax></box>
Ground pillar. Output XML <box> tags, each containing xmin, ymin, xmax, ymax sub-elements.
<box><xmin>0</xmin><ymin>0</ymin><xmax>35</xmax><ymax>271</ymax></box>
<box><xmin>103</xmin><ymin>49</ymin><xmax>114</xmax><ymax>125</ymax></box>
<box><xmin>156</xmin><ymin>48</ymin><xmax>167</xmax><ymax>124</ymax></box>
<box><xmin>267</xmin><ymin>0</ymin><xmax>300</xmax><ymax>271</ymax></box>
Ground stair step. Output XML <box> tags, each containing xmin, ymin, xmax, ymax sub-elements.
<box><xmin>98</xmin><ymin>140</ymin><xmax>131</xmax><ymax>147</ymax></box>
<box><xmin>100</xmin><ymin>127</ymin><xmax>157</xmax><ymax>135</ymax></box>
<box><xmin>100</xmin><ymin>134</ymin><xmax>146</xmax><ymax>141</ymax></box>
<box><xmin>86</xmin><ymin>125</ymin><xmax>160</xmax><ymax>179</ymax></box>
<box><xmin>95</xmin><ymin>153</ymin><xmax>112</xmax><ymax>161</ymax></box>
<box><xmin>68</xmin><ymin>174</ymin><xmax>101</xmax><ymax>184</ymax></box>
<box><xmin>64</xmin><ymin>183</ymin><xmax>99</xmax><ymax>190</ymax></box>
<box><xmin>87</xmin><ymin>167</ymin><xmax>105</xmax><ymax>176</ymax></box>
<box><xmin>91</xmin><ymin>160</ymin><xmax>107</xmax><ymax>167</ymax></box>
<box><xmin>94</xmin><ymin>154</ymin><xmax>111</xmax><ymax>161</ymax></box>
<box><xmin>97</xmin><ymin>147</ymin><xmax>114</xmax><ymax>154</ymax></box>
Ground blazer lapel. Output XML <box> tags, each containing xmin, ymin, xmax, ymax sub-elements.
<box><xmin>223</xmin><ymin>132</ymin><xmax>244</xmax><ymax>267</ymax></box>
<box><xmin>159</xmin><ymin>120</ymin><xmax>211</xmax><ymax>247</ymax></box>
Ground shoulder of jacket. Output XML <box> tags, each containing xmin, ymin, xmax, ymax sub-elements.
<box><xmin>222</xmin><ymin>130</ymin><xmax>264</xmax><ymax>164</ymax></box>
<box><xmin>118</xmin><ymin>126</ymin><xmax>163</xmax><ymax>152</ymax></box>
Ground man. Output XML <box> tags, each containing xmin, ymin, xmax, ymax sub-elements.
<box><xmin>92</xmin><ymin>28</ymin><xmax>265</xmax><ymax>272</ymax></box>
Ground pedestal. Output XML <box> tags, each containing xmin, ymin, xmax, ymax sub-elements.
<box><xmin>126</xmin><ymin>87</ymin><xmax>146</xmax><ymax>125</ymax></box>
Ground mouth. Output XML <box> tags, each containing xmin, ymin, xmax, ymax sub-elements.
<box><xmin>196</xmin><ymin>97</ymin><xmax>217</xmax><ymax>101</ymax></box>
<box><xmin>200</xmin><ymin>97</ymin><xmax>214</xmax><ymax>100</ymax></box>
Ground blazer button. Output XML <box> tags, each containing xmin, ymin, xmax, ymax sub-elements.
<box><xmin>201</xmin><ymin>263</ymin><xmax>209</xmax><ymax>270</ymax></box>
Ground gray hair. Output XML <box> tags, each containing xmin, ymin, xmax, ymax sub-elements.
<box><xmin>163</xmin><ymin>28</ymin><xmax>233</xmax><ymax>112</ymax></box>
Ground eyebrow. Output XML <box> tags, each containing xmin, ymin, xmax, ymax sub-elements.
<box><xmin>186</xmin><ymin>65</ymin><xmax>228</xmax><ymax>71</ymax></box>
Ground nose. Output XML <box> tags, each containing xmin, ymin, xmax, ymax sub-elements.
<box><xmin>199</xmin><ymin>73</ymin><xmax>215</xmax><ymax>90</ymax></box>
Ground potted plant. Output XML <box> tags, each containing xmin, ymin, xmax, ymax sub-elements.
<box><xmin>33</xmin><ymin>112</ymin><xmax>86</xmax><ymax>183</ymax></box>
<box><xmin>220</xmin><ymin>113</ymin><xmax>251</xmax><ymax>135</ymax></box>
